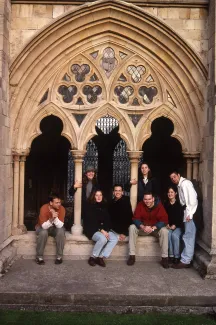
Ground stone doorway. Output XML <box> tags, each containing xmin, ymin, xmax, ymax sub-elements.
<box><xmin>24</xmin><ymin>115</ymin><xmax>71</xmax><ymax>230</ymax></box>
<box><xmin>142</xmin><ymin>117</ymin><xmax>185</xmax><ymax>200</ymax></box>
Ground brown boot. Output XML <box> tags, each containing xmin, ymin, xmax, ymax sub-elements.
<box><xmin>127</xmin><ymin>255</ymin><xmax>135</xmax><ymax>266</ymax></box>
<box><xmin>161</xmin><ymin>257</ymin><xmax>169</xmax><ymax>269</ymax></box>
<box><xmin>172</xmin><ymin>261</ymin><xmax>190</xmax><ymax>269</ymax></box>
<box><xmin>88</xmin><ymin>256</ymin><xmax>97</xmax><ymax>266</ymax></box>
<box><xmin>96</xmin><ymin>257</ymin><xmax>106</xmax><ymax>267</ymax></box>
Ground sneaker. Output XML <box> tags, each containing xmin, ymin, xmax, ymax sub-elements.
<box><xmin>127</xmin><ymin>255</ymin><xmax>135</xmax><ymax>266</ymax></box>
<box><xmin>55</xmin><ymin>257</ymin><xmax>63</xmax><ymax>265</ymax></box>
<box><xmin>36</xmin><ymin>257</ymin><xmax>45</xmax><ymax>265</ymax></box>
<box><xmin>88</xmin><ymin>256</ymin><xmax>97</xmax><ymax>266</ymax></box>
<box><xmin>161</xmin><ymin>257</ymin><xmax>169</xmax><ymax>269</ymax></box>
<box><xmin>96</xmin><ymin>257</ymin><xmax>106</xmax><ymax>267</ymax></box>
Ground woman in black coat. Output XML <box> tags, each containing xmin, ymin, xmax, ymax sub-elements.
<box><xmin>164</xmin><ymin>186</ymin><xmax>184</xmax><ymax>264</ymax></box>
<box><xmin>126</xmin><ymin>162</ymin><xmax>159</xmax><ymax>202</ymax></box>
<box><xmin>83</xmin><ymin>190</ymin><xmax>118</xmax><ymax>267</ymax></box>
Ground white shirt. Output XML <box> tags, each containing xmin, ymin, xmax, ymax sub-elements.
<box><xmin>177</xmin><ymin>177</ymin><xmax>198</xmax><ymax>222</ymax></box>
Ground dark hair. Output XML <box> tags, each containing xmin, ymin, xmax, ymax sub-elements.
<box><xmin>169</xmin><ymin>169</ymin><xmax>180</xmax><ymax>176</ymax></box>
<box><xmin>48</xmin><ymin>193</ymin><xmax>61</xmax><ymax>202</ymax></box>
<box><xmin>140</xmin><ymin>162</ymin><xmax>152</xmax><ymax>179</ymax></box>
<box><xmin>113</xmin><ymin>184</ymin><xmax>124</xmax><ymax>191</ymax></box>
<box><xmin>143</xmin><ymin>191</ymin><xmax>154</xmax><ymax>197</ymax></box>
<box><xmin>88</xmin><ymin>190</ymin><xmax>106</xmax><ymax>204</ymax></box>
<box><xmin>167</xmin><ymin>186</ymin><xmax>177</xmax><ymax>194</ymax></box>
<box><xmin>82</xmin><ymin>171</ymin><xmax>97</xmax><ymax>186</ymax></box>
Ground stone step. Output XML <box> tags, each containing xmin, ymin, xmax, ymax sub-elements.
<box><xmin>14</xmin><ymin>231</ymin><xmax>161</xmax><ymax>259</ymax></box>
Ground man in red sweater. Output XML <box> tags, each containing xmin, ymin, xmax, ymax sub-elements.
<box><xmin>35</xmin><ymin>193</ymin><xmax>65</xmax><ymax>265</ymax></box>
<box><xmin>127</xmin><ymin>192</ymin><xmax>169</xmax><ymax>268</ymax></box>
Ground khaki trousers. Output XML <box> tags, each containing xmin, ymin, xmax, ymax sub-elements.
<box><xmin>128</xmin><ymin>224</ymin><xmax>169</xmax><ymax>258</ymax></box>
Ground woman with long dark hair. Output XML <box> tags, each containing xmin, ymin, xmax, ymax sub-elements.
<box><xmin>83</xmin><ymin>190</ymin><xmax>118</xmax><ymax>267</ymax></box>
<box><xmin>164</xmin><ymin>186</ymin><xmax>184</xmax><ymax>264</ymax></box>
<box><xmin>128</xmin><ymin>162</ymin><xmax>159</xmax><ymax>202</ymax></box>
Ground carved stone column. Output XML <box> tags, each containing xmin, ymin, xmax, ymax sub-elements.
<box><xmin>183</xmin><ymin>152</ymin><xmax>200</xmax><ymax>181</ymax></box>
<box><xmin>186</xmin><ymin>157</ymin><xmax>193</xmax><ymax>180</ymax></box>
<box><xmin>18</xmin><ymin>156</ymin><xmax>27</xmax><ymax>233</ymax></box>
<box><xmin>193</xmin><ymin>157</ymin><xmax>199</xmax><ymax>181</ymax></box>
<box><xmin>12</xmin><ymin>155</ymin><xmax>21</xmax><ymax>235</ymax></box>
<box><xmin>127</xmin><ymin>151</ymin><xmax>143</xmax><ymax>212</ymax></box>
<box><xmin>71</xmin><ymin>150</ymin><xmax>86</xmax><ymax>236</ymax></box>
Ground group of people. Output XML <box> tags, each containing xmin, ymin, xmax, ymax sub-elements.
<box><xmin>35</xmin><ymin>163</ymin><xmax>200</xmax><ymax>270</ymax></box>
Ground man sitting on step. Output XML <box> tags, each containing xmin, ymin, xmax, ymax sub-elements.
<box><xmin>108</xmin><ymin>184</ymin><xmax>133</xmax><ymax>241</ymax></box>
<box><xmin>127</xmin><ymin>192</ymin><xmax>169</xmax><ymax>268</ymax></box>
<box><xmin>35</xmin><ymin>193</ymin><xmax>65</xmax><ymax>265</ymax></box>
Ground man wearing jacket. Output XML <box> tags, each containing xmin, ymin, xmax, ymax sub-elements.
<box><xmin>170</xmin><ymin>171</ymin><xmax>198</xmax><ymax>268</ymax></box>
<box><xmin>35</xmin><ymin>193</ymin><xmax>65</xmax><ymax>265</ymax></box>
<box><xmin>108</xmin><ymin>184</ymin><xmax>133</xmax><ymax>241</ymax></box>
<box><xmin>127</xmin><ymin>192</ymin><xmax>169</xmax><ymax>268</ymax></box>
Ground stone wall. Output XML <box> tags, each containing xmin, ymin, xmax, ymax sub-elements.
<box><xmin>0</xmin><ymin>0</ymin><xmax>12</xmax><ymax>245</ymax></box>
<box><xmin>10</xmin><ymin>4</ymin><xmax>208</xmax><ymax>65</ymax></box>
<box><xmin>201</xmin><ymin>0</ymin><xmax>216</xmax><ymax>251</ymax></box>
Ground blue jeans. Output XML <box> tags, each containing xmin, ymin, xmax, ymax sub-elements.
<box><xmin>91</xmin><ymin>231</ymin><xmax>118</xmax><ymax>258</ymax></box>
<box><xmin>181</xmin><ymin>220</ymin><xmax>196</xmax><ymax>264</ymax></box>
<box><xmin>168</xmin><ymin>228</ymin><xmax>182</xmax><ymax>258</ymax></box>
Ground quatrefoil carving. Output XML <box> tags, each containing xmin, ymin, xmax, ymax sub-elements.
<box><xmin>127</xmin><ymin>65</ymin><xmax>146</xmax><ymax>83</ymax></box>
<box><xmin>71</xmin><ymin>64</ymin><xmax>90</xmax><ymax>82</ymax></box>
<box><xmin>114</xmin><ymin>86</ymin><xmax>134</xmax><ymax>104</ymax></box>
<box><xmin>58</xmin><ymin>85</ymin><xmax>77</xmax><ymax>103</ymax></box>
<box><xmin>83</xmin><ymin>85</ymin><xmax>102</xmax><ymax>104</ymax></box>
<box><xmin>139</xmin><ymin>86</ymin><xmax>157</xmax><ymax>104</ymax></box>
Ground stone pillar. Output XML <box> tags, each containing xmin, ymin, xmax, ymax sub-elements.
<box><xmin>71</xmin><ymin>150</ymin><xmax>86</xmax><ymax>236</ymax></box>
<box><xmin>12</xmin><ymin>155</ymin><xmax>20</xmax><ymax>234</ymax></box>
<box><xmin>0</xmin><ymin>0</ymin><xmax>12</xmax><ymax>244</ymax></box>
<box><xmin>128</xmin><ymin>151</ymin><xmax>143</xmax><ymax>212</ymax></box>
<box><xmin>193</xmin><ymin>158</ymin><xmax>199</xmax><ymax>181</ymax></box>
<box><xmin>18</xmin><ymin>156</ymin><xmax>27</xmax><ymax>233</ymax></box>
<box><xmin>186</xmin><ymin>157</ymin><xmax>193</xmax><ymax>180</ymax></box>
<box><xmin>194</xmin><ymin>0</ymin><xmax>216</xmax><ymax>278</ymax></box>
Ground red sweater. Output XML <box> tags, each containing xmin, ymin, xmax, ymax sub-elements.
<box><xmin>133</xmin><ymin>201</ymin><xmax>168</xmax><ymax>228</ymax></box>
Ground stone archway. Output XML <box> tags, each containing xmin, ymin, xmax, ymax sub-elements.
<box><xmin>24</xmin><ymin>115</ymin><xmax>71</xmax><ymax>230</ymax></box>
<box><xmin>142</xmin><ymin>116</ymin><xmax>184</xmax><ymax>200</ymax></box>
<box><xmin>9</xmin><ymin>0</ymin><xmax>206</xmax><ymax>235</ymax></box>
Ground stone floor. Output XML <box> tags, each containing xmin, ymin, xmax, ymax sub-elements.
<box><xmin>0</xmin><ymin>257</ymin><xmax>216</xmax><ymax>314</ymax></box>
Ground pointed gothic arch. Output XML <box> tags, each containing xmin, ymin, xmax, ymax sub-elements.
<box><xmin>9</xmin><ymin>0</ymin><xmax>206</xmax><ymax>155</ymax></box>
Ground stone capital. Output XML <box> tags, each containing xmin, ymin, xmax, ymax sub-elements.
<box><xmin>127</xmin><ymin>151</ymin><xmax>143</xmax><ymax>162</ymax></box>
<box><xmin>183</xmin><ymin>152</ymin><xmax>200</xmax><ymax>159</ymax></box>
<box><xmin>71</xmin><ymin>150</ymin><xmax>86</xmax><ymax>162</ymax></box>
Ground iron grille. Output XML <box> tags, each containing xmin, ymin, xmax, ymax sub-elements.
<box><xmin>113</xmin><ymin>139</ymin><xmax>130</xmax><ymax>196</ymax></box>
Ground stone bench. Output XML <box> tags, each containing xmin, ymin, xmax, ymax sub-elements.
<box><xmin>14</xmin><ymin>231</ymin><xmax>161</xmax><ymax>260</ymax></box>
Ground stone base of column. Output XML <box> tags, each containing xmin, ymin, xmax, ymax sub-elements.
<box><xmin>194</xmin><ymin>241</ymin><xmax>216</xmax><ymax>279</ymax></box>
<box><xmin>71</xmin><ymin>224</ymin><xmax>83</xmax><ymax>236</ymax></box>
<box><xmin>19</xmin><ymin>225</ymin><xmax>28</xmax><ymax>234</ymax></box>
<box><xmin>11</xmin><ymin>225</ymin><xmax>27</xmax><ymax>236</ymax></box>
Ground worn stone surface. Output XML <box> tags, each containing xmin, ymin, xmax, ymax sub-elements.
<box><xmin>0</xmin><ymin>258</ymin><xmax>216</xmax><ymax>311</ymax></box>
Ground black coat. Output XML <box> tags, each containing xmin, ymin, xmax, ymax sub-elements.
<box><xmin>83</xmin><ymin>202</ymin><xmax>111</xmax><ymax>240</ymax></box>
<box><xmin>125</xmin><ymin>177</ymin><xmax>159</xmax><ymax>202</ymax></box>
<box><xmin>164</xmin><ymin>200</ymin><xmax>184</xmax><ymax>229</ymax></box>
<box><xmin>108</xmin><ymin>196</ymin><xmax>133</xmax><ymax>236</ymax></box>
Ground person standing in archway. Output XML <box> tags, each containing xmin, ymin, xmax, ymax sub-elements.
<box><xmin>69</xmin><ymin>165</ymin><xmax>99</xmax><ymax>213</ymax></box>
<box><xmin>170</xmin><ymin>170</ymin><xmax>198</xmax><ymax>268</ymax></box>
<box><xmin>127</xmin><ymin>162</ymin><xmax>159</xmax><ymax>202</ymax></box>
